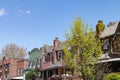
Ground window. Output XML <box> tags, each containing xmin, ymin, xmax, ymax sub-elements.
<box><xmin>51</xmin><ymin>53</ymin><xmax>54</xmax><ymax>64</ymax></box>
<box><xmin>103</xmin><ymin>39</ymin><xmax>109</xmax><ymax>50</ymax></box>
<box><xmin>57</xmin><ymin>51</ymin><xmax>62</xmax><ymax>60</ymax></box>
<box><xmin>18</xmin><ymin>68</ymin><xmax>21</xmax><ymax>76</ymax></box>
<box><xmin>44</xmin><ymin>55</ymin><xmax>48</xmax><ymax>62</ymax></box>
<box><xmin>17</xmin><ymin>68</ymin><xmax>23</xmax><ymax>76</ymax></box>
<box><xmin>7</xmin><ymin>63</ymin><xmax>10</xmax><ymax>69</ymax></box>
<box><xmin>43</xmin><ymin>54</ymin><xmax>49</xmax><ymax>63</ymax></box>
<box><xmin>21</xmin><ymin>68</ymin><xmax>23</xmax><ymax>75</ymax></box>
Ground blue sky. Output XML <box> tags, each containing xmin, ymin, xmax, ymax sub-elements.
<box><xmin>0</xmin><ymin>0</ymin><xmax>120</xmax><ymax>53</ymax></box>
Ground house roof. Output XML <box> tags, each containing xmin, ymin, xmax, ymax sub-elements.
<box><xmin>43</xmin><ymin>42</ymin><xmax>63</xmax><ymax>54</ymax></box>
<box><xmin>100</xmin><ymin>22</ymin><xmax>119</xmax><ymax>38</ymax></box>
<box><xmin>44</xmin><ymin>45</ymin><xmax>53</xmax><ymax>53</ymax></box>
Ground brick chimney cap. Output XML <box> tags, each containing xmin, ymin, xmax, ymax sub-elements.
<box><xmin>55</xmin><ymin>37</ymin><xmax>58</xmax><ymax>40</ymax></box>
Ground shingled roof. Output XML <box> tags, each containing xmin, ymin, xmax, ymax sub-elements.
<box><xmin>100</xmin><ymin>21</ymin><xmax>120</xmax><ymax>38</ymax></box>
<box><xmin>43</xmin><ymin>45</ymin><xmax>53</xmax><ymax>53</ymax></box>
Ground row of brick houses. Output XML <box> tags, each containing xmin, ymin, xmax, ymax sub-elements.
<box><xmin>33</xmin><ymin>21</ymin><xmax>120</xmax><ymax>80</ymax></box>
<box><xmin>0</xmin><ymin>58</ymin><xmax>28</xmax><ymax>80</ymax></box>
<box><xmin>1</xmin><ymin>21</ymin><xmax>120</xmax><ymax>80</ymax></box>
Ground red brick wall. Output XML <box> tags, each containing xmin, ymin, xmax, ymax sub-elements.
<box><xmin>41</xmin><ymin>62</ymin><xmax>50</xmax><ymax>71</ymax></box>
<box><xmin>0</xmin><ymin>58</ymin><xmax>28</xmax><ymax>79</ymax></box>
<box><xmin>24</xmin><ymin>60</ymin><xmax>29</xmax><ymax>70</ymax></box>
<box><xmin>0</xmin><ymin>58</ymin><xmax>12</xmax><ymax>65</ymax></box>
<box><xmin>9</xmin><ymin>58</ymin><xmax>18</xmax><ymax>78</ymax></box>
<box><xmin>17</xmin><ymin>60</ymin><xmax>29</xmax><ymax>76</ymax></box>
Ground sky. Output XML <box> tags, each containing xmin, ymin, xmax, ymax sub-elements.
<box><xmin>0</xmin><ymin>0</ymin><xmax>120</xmax><ymax>53</ymax></box>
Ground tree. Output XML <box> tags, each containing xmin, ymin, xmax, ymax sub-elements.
<box><xmin>2</xmin><ymin>43</ymin><xmax>27</xmax><ymax>58</ymax></box>
<box><xmin>63</xmin><ymin>17</ymin><xmax>102</xmax><ymax>80</ymax></box>
<box><xmin>25</xmin><ymin>67</ymin><xmax>40</xmax><ymax>80</ymax></box>
<box><xmin>104</xmin><ymin>73</ymin><xmax>120</xmax><ymax>80</ymax></box>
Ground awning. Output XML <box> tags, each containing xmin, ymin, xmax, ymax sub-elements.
<box><xmin>12</xmin><ymin>76</ymin><xmax>23</xmax><ymax>79</ymax></box>
<box><xmin>99</xmin><ymin>58</ymin><xmax>120</xmax><ymax>63</ymax></box>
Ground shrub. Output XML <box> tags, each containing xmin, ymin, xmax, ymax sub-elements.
<box><xmin>104</xmin><ymin>73</ymin><xmax>120</xmax><ymax>80</ymax></box>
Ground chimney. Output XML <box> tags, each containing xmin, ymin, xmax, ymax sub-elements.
<box><xmin>53</xmin><ymin>37</ymin><xmax>60</xmax><ymax>64</ymax></box>
<box><xmin>96</xmin><ymin>20</ymin><xmax>105</xmax><ymax>37</ymax></box>
<box><xmin>53</xmin><ymin>37</ymin><xmax>60</xmax><ymax>50</ymax></box>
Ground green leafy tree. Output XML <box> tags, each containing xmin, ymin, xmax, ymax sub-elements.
<box><xmin>63</xmin><ymin>17</ymin><xmax>102</xmax><ymax>80</ymax></box>
<box><xmin>104</xmin><ymin>73</ymin><xmax>120</xmax><ymax>80</ymax></box>
<box><xmin>25</xmin><ymin>67</ymin><xmax>40</xmax><ymax>80</ymax></box>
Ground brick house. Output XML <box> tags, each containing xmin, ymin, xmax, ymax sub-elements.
<box><xmin>96</xmin><ymin>21</ymin><xmax>120</xmax><ymax>78</ymax></box>
<box><xmin>40</xmin><ymin>37</ymin><xmax>69</xmax><ymax>80</ymax></box>
<box><xmin>40</xmin><ymin>21</ymin><xmax>120</xmax><ymax>80</ymax></box>
<box><xmin>0</xmin><ymin>58</ymin><xmax>28</xmax><ymax>80</ymax></box>
<box><xmin>14</xmin><ymin>59</ymin><xmax>29</xmax><ymax>80</ymax></box>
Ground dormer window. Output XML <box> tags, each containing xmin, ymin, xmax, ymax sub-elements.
<box><xmin>43</xmin><ymin>54</ymin><xmax>49</xmax><ymax>63</ymax></box>
<box><xmin>57</xmin><ymin>51</ymin><xmax>62</xmax><ymax>60</ymax></box>
<box><xmin>45</xmin><ymin>55</ymin><xmax>47</xmax><ymax>62</ymax></box>
<box><xmin>103</xmin><ymin>39</ymin><xmax>109</xmax><ymax>50</ymax></box>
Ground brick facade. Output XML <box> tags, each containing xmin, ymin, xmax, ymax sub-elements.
<box><xmin>17</xmin><ymin>59</ymin><xmax>29</xmax><ymax>76</ymax></box>
<box><xmin>0</xmin><ymin>58</ymin><xmax>28</xmax><ymax>80</ymax></box>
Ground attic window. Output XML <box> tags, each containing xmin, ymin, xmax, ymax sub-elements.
<box><xmin>103</xmin><ymin>39</ymin><xmax>109</xmax><ymax>50</ymax></box>
<box><xmin>57</xmin><ymin>51</ymin><xmax>62</xmax><ymax>60</ymax></box>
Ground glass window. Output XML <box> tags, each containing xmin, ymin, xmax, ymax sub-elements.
<box><xmin>51</xmin><ymin>53</ymin><xmax>54</xmax><ymax>64</ymax></box>
<box><xmin>44</xmin><ymin>55</ymin><xmax>48</xmax><ymax>62</ymax></box>
<box><xmin>57</xmin><ymin>51</ymin><xmax>62</xmax><ymax>60</ymax></box>
<box><xmin>18</xmin><ymin>68</ymin><xmax>21</xmax><ymax>76</ymax></box>
<box><xmin>21</xmin><ymin>68</ymin><xmax>23</xmax><ymax>75</ymax></box>
<box><xmin>103</xmin><ymin>39</ymin><xmax>109</xmax><ymax>50</ymax></box>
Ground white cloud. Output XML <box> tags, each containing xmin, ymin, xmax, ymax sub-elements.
<box><xmin>17</xmin><ymin>8</ymin><xmax>31</xmax><ymax>16</ymax></box>
<box><xmin>0</xmin><ymin>8</ymin><xmax>7</xmax><ymax>16</ymax></box>
<box><xmin>26</xmin><ymin>10</ymin><xmax>31</xmax><ymax>14</ymax></box>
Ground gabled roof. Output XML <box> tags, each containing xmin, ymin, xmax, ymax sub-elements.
<box><xmin>42</xmin><ymin>42</ymin><xmax>63</xmax><ymax>54</ymax></box>
<box><xmin>42</xmin><ymin>45</ymin><xmax>53</xmax><ymax>54</ymax></box>
<box><xmin>100</xmin><ymin>22</ymin><xmax>119</xmax><ymax>38</ymax></box>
